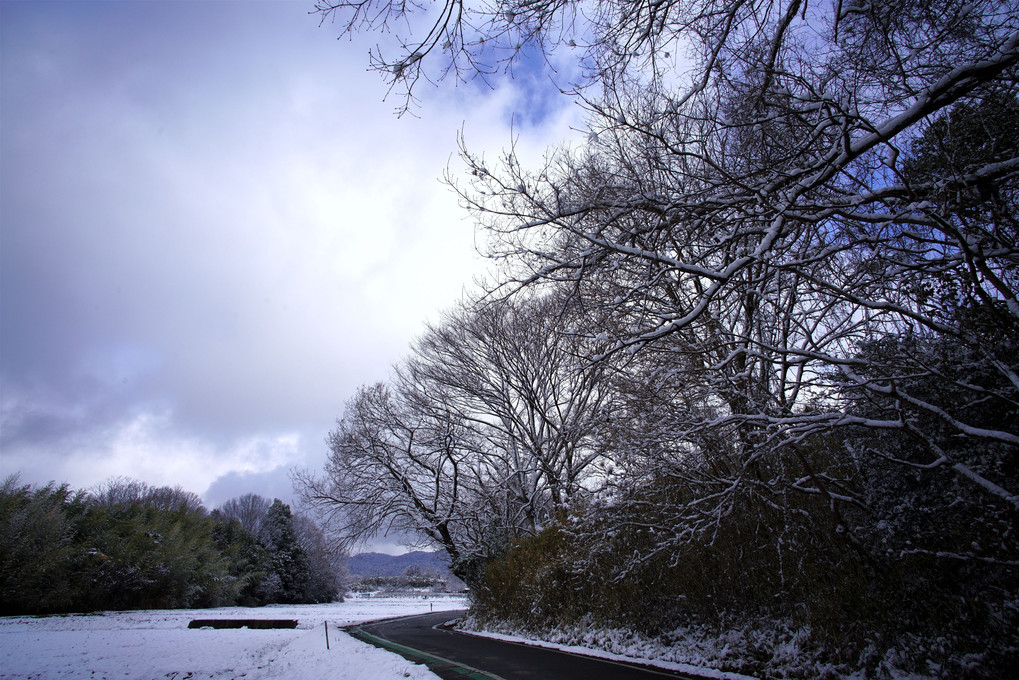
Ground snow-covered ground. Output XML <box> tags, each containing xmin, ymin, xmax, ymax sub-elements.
<box><xmin>0</xmin><ymin>594</ymin><xmax>468</xmax><ymax>680</ymax></box>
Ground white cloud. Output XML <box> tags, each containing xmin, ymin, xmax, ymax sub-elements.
<box><xmin>0</xmin><ymin>0</ymin><xmax>587</xmax><ymax>518</ymax></box>
<box><xmin>1</xmin><ymin>407</ymin><xmax>300</xmax><ymax>497</ymax></box>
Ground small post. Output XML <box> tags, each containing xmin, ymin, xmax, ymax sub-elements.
<box><xmin>324</xmin><ymin>620</ymin><xmax>330</xmax><ymax>650</ymax></box>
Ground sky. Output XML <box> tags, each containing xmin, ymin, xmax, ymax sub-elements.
<box><xmin>0</xmin><ymin>0</ymin><xmax>584</xmax><ymax>547</ymax></box>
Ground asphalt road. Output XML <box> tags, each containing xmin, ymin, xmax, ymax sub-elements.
<box><xmin>346</xmin><ymin>610</ymin><xmax>705</xmax><ymax>680</ymax></box>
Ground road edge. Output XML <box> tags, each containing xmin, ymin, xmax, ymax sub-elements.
<box><xmin>345</xmin><ymin>614</ymin><xmax>506</xmax><ymax>680</ymax></box>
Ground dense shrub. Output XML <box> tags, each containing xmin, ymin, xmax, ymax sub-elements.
<box><xmin>0</xmin><ymin>479</ymin><xmax>81</xmax><ymax>614</ymax></box>
<box><xmin>0</xmin><ymin>476</ymin><xmax>342</xmax><ymax>614</ymax></box>
<box><xmin>473</xmin><ymin>431</ymin><xmax>1019</xmax><ymax>677</ymax></box>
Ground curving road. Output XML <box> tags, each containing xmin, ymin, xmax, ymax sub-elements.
<box><xmin>346</xmin><ymin>610</ymin><xmax>705</xmax><ymax>680</ymax></box>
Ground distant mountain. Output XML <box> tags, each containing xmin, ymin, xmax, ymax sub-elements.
<box><xmin>346</xmin><ymin>550</ymin><xmax>467</xmax><ymax>591</ymax></box>
<box><xmin>347</xmin><ymin>550</ymin><xmax>452</xmax><ymax>578</ymax></box>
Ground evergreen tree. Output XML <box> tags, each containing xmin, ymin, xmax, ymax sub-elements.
<box><xmin>1</xmin><ymin>478</ymin><xmax>339</xmax><ymax>613</ymax></box>
<box><xmin>259</xmin><ymin>499</ymin><xmax>313</xmax><ymax>604</ymax></box>
<box><xmin>211</xmin><ymin>516</ymin><xmax>271</xmax><ymax>606</ymax></box>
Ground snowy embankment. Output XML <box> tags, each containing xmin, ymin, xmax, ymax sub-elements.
<box><xmin>459</xmin><ymin>615</ymin><xmax>933</xmax><ymax>680</ymax></box>
<box><xmin>0</xmin><ymin>594</ymin><xmax>467</xmax><ymax>680</ymax></box>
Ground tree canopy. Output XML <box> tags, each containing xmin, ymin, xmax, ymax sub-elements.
<box><xmin>308</xmin><ymin>2</ymin><xmax>1018</xmax><ymax>675</ymax></box>
<box><xmin>0</xmin><ymin>477</ymin><xmax>342</xmax><ymax>615</ymax></box>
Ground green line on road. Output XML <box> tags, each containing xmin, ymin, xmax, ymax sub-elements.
<box><xmin>349</xmin><ymin>626</ymin><xmax>507</xmax><ymax>680</ymax></box>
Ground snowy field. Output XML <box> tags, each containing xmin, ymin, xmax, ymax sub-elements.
<box><xmin>0</xmin><ymin>594</ymin><xmax>468</xmax><ymax>680</ymax></box>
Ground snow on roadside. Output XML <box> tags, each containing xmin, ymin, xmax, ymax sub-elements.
<box><xmin>456</xmin><ymin>622</ymin><xmax>760</xmax><ymax>680</ymax></box>
<box><xmin>0</xmin><ymin>594</ymin><xmax>468</xmax><ymax>680</ymax></box>
<box><xmin>458</xmin><ymin>615</ymin><xmax>936</xmax><ymax>680</ymax></box>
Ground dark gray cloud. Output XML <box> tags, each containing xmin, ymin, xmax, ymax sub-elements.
<box><xmin>0</xmin><ymin>0</ymin><xmax>582</xmax><ymax>516</ymax></box>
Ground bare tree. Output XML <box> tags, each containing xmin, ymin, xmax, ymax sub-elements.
<box><xmin>297</xmin><ymin>294</ymin><xmax>615</xmax><ymax>582</ymax></box>
<box><xmin>90</xmin><ymin>477</ymin><xmax>150</xmax><ymax>507</ymax></box>
<box><xmin>297</xmin><ymin>380</ymin><xmax>483</xmax><ymax>579</ymax></box>
<box><xmin>314</xmin><ymin>0</ymin><xmax>586</xmax><ymax>114</ymax></box>
<box><xmin>443</xmin><ymin>1</ymin><xmax>1019</xmax><ymax>514</ymax></box>
<box><xmin>312</xmin><ymin>1</ymin><xmax>1019</xmax><ymax>670</ymax></box>
<box><xmin>217</xmin><ymin>493</ymin><xmax>272</xmax><ymax>537</ymax></box>
<box><xmin>293</xmin><ymin>513</ymin><xmax>347</xmax><ymax>599</ymax></box>
<box><xmin>319</xmin><ymin>0</ymin><xmax>1018</xmax><ymax>550</ymax></box>
<box><xmin>91</xmin><ymin>477</ymin><xmax>206</xmax><ymax>513</ymax></box>
<box><xmin>407</xmin><ymin>293</ymin><xmax>615</xmax><ymax>523</ymax></box>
